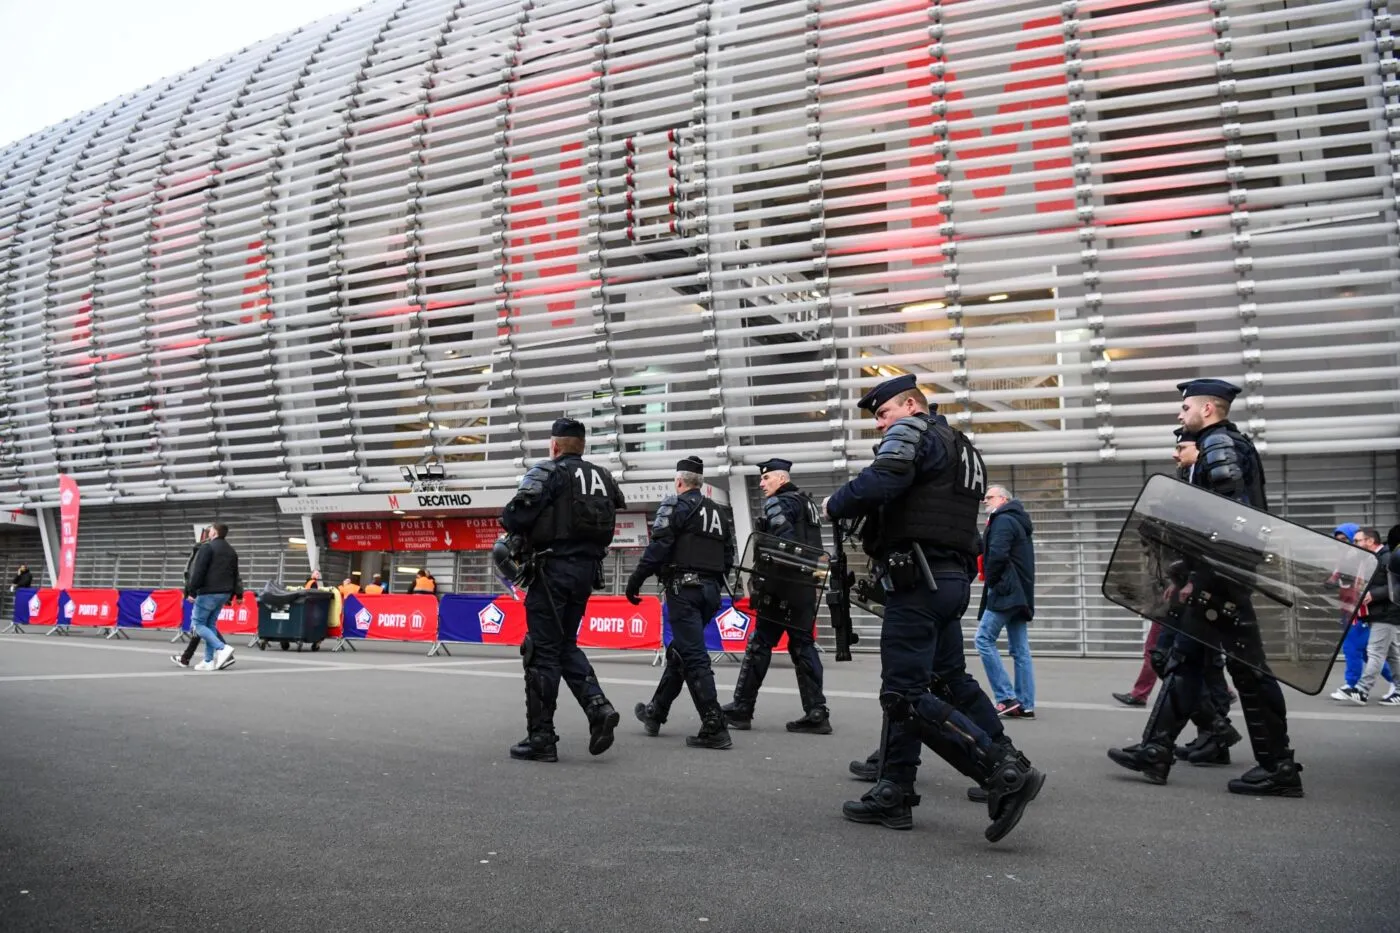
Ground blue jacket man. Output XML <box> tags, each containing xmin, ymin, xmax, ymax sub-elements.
<box><xmin>827</xmin><ymin>373</ymin><xmax>1044</xmax><ymax>841</ymax></box>
<box><xmin>974</xmin><ymin>488</ymin><xmax>1036</xmax><ymax>717</ymax></box>
<box><xmin>628</xmin><ymin>457</ymin><xmax>736</xmax><ymax>749</ymax></box>
<box><xmin>721</xmin><ymin>458</ymin><xmax>832</xmax><ymax>734</ymax></box>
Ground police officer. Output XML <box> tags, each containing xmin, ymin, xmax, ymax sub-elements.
<box><xmin>826</xmin><ymin>374</ymin><xmax>1044</xmax><ymax>840</ymax></box>
<box><xmin>628</xmin><ymin>457</ymin><xmax>736</xmax><ymax>750</ymax></box>
<box><xmin>721</xmin><ymin>458</ymin><xmax>831</xmax><ymax>735</ymax></box>
<box><xmin>1108</xmin><ymin>379</ymin><xmax>1302</xmax><ymax>796</ymax></box>
<box><xmin>499</xmin><ymin>418</ymin><xmax>627</xmax><ymax>763</ymax></box>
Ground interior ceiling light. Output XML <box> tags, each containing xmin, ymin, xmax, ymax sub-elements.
<box><xmin>988</xmin><ymin>294</ymin><xmax>1009</xmax><ymax>302</ymax></box>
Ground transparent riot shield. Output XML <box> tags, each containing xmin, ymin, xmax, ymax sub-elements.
<box><xmin>1102</xmin><ymin>474</ymin><xmax>1379</xmax><ymax>695</ymax></box>
<box><xmin>739</xmin><ymin>531</ymin><xmax>831</xmax><ymax>630</ymax></box>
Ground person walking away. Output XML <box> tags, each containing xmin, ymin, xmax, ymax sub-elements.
<box><xmin>183</xmin><ymin>523</ymin><xmax>240</xmax><ymax>671</ymax></box>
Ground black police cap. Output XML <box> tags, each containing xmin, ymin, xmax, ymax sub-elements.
<box><xmin>676</xmin><ymin>456</ymin><xmax>704</xmax><ymax>475</ymax></box>
<box><xmin>858</xmin><ymin>373</ymin><xmax>921</xmax><ymax>413</ymax></box>
<box><xmin>1176</xmin><ymin>378</ymin><xmax>1241</xmax><ymax>401</ymax></box>
<box><xmin>757</xmin><ymin>458</ymin><xmax>793</xmax><ymax>475</ymax></box>
<box><xmin>551</xmin><ymin>418</ymin><xmax>586</xmax><ymax>439</ymax></box>
<box><xmin>1174</xmin><ymin>427</ymin><xmax>1197</xmax><ymax>444</ymax></box>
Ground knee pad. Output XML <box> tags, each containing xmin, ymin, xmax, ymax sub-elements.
<box><xmin>520</xmin><ymin>634</ymin><xmax>535</xmax><ymax>668</ymax></box>
<box><xmin>879</xmin><ymin>690</ymin><xmax>913</xmax><ymax>722</ymax></box>
<box><xmin>1149</xmin><ymin>649</ymin><xmax>1168</xmax><ymax>679</ymax></box>
<box><xmin>665</xmin><ymin>644</ymin><xmax>685</xmax><ymax>668</ymax></box>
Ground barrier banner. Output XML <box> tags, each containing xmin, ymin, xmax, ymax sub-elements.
<box><xmin>181</xmin><ymin>591</ymin><xmax>259</xmax><ymax>635</ymax></box>
<box><xmin>662</xmin><ymin>598</ymin><xmax>804</xmax><ymax>652</ymax></box>
<box><xmin>117</xmin><ymin>589</ymin><xmax>184</xmax><ymax>630</ymax></box>
<box><xmin>13</xmin><ymin>587</ymin><xmax>56</xmax><ymax>626</ymax></box>
<box><xmin>576</xmin><ymin>596</ymin><xmax>663</xmax><ymax>650</ymax></box>
<box><xmin>341</xmin><ymin>593</ymin><xmax>439</xmax><ymax>643</ymax></box>
<box><xmin>438</xmin><ymin>594</ymin><xmax>527</xmax><ymax>646</ymax></box>
<box><xmin>58</xmin><ymin>589</ymin><xmax>120</xmax><ymax>628</ymax></box>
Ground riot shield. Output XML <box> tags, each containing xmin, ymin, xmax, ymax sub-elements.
<box><xmin>739</xmin><ymin>531</ymin><xmax>831</xmax><ymax>630</ymax></box>
<box><xmin>1102</xmin><ymin>474</ymin><xmax>1379</xmax><ymax>695</ymax></box>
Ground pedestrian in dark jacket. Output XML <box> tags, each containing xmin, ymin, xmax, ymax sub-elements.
<box><xmin>183</xmin><ymin>523</ymin><xmax>241</xmax><ymax>671</ymax></box>
<box><xmin>11</xmin><ymin>564</ymin><xmax>33</xmax><ymax>589</ymax></box>
<box><xmin>1345</xmin><ymin>527</ymin><xmax>1400</xmax><ymax>705</ymax></box>
<box><xmin>974</xmin><ymin>486</ymin><xmax>1036</xmax><ymax>717</ymax></box>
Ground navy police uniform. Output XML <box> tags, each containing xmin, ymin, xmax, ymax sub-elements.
<box><xmin>628</xmin><ymin>457</ymin><xmax>737</xmax><ymax>749</ymax></box>
<box><xmin>1109</xmin><ymin>379</ymin><xmax>1301</xmax><ymax>797</ymax></box>
<box><xmin>721</xmin><ymin>458</ymin><xmax>831</xmax><ymax>735</ymax></box>
<box><xmin>829</xmin><ymin>375</ymin><xmax>1044</xmax><ymax>840</ymax></box>
<box><xmin>500</xmin><ymin>418</ymin><xmax>627</xmax><ymax>762</ymax></box>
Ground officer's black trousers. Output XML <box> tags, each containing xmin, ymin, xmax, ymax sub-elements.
<box><xmin>522</xmin><ymin>557</ymin><xmax>605</xmax><ymax>733</ymax></box>
<box><xmin>650</xmin><ymin>579</ymin><xmax>722</xmax><ymax>719</ymax></box>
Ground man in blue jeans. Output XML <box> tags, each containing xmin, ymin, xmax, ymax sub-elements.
<box><xmin>183</xmin><ymin>522</ymin><xmax>240</xmax><ymax>672</ymax></box>
<box><xmin>975</xmin><ymin>486</ymin><xmax>1036</xmax><ymax>718</ymax></box>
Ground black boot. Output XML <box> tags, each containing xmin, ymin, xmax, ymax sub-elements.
<box><xmin>633</xmin><ymin>702</ymin><xmax>663</xmax><ymax>737</ymax></box>
<box><xmin>686</xmin><ymin>707</ymin><xmax>733</xmax><ymax>749</ymax></box>
<box><xmin>1174</xmin><ymin>732</ymin><xmax>1209</xmax><ymax>761</ymax></box>
<box><xmin>848</xmin><ymin>752</ymin><xmax>879</xmax><ymax>782</ymax></box>
<box><xmin>785</xmin><ymin>706</ymin><xmax>832</xmax><ymax>735</ymax></box>
<box><xmin>841</xmin><ymin>778</ymin><xmax>919</xmax><ymax>830</ymax></box>
<box><xmin>967</xmin><ymin>786</ymin><xmax>988</xmax><ymax>803</ymax></box>
<box><xmin>1187</xmin><ymin>721</ymin><xmax>1242</xmax><ymax>766</ymax></box>
<box><xmin>983</xmin><ymin>749</ymin><xmax>1046</xmax><ymax>843</ymax></box>
<box><xmin>585</xmin><ymin>697</ymin><xmax>620</xmax><ymax>756</ymax></box>
<box><xmin>1227</xmin><ymin>753</ymin><xmax>1303</xmax><ymax>797</ymax></box>
<box><xmin>1107</xmin><ymin>742</ymin><xmax>1172</xmax><ymax>784</ymax></box>
<box><xmin>721</xmin><ymin>701</ymin><xmax>753</xmax><ymax>731</ymax></box>
<box><xmin>509</xmin><ymin>731</ymin><xmax>558</xmax><ymax>762</ymax></box>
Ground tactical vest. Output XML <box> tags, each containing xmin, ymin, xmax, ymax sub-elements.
<box><xmin>1194</xmin><ymin>422</ymin><xmax>1269</xmax><ymax>512</ymax></box>
<box><xmin>767</xmin><ymin>488</ymin><xmax>824</xmax><ymax>551</ymax></box>
<box><xmin>672</xmin><ymin>495</ymin><xmax>729</xmax><ymax>574</ymax></box>
<box><xmin>879</xmin><ymin>422</ymin><xmax>984</xmax><ymax>558</ymax></box>
<box><xmin>531</xmin><ymin>456</ymin><xmax>619</xmax><ymax>550</ymax></box>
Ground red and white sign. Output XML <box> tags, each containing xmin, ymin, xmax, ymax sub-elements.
<box><xmin>57</xmin><ymin>476</ymin><xmax>80</xmax><ymax>590</ymax></box>
<box><xmin>324</xmin><ymin>520</ymin><xmax>392</xmax><ymax>551</ymax></box>
<box><xmin>715</xmin><ymin>602</ymin><xmax>753</xmax><ymax>652</ymax></box>
<box><xmin>214</xmin><ymin>592</ymin><xmax>259</xmax><ymax>635</ymax></box>
<box><xmin>62</xmin><ymin>588</ymin><xmax>119</xmax><ymax>628</ymax></box>
<box><xmin>392</xmin><ymin>518</ymin><xmax>464</xmax><ymax>551</ymax></box>
<box><xmin>576</xmin><ymin>595</ymin><xmax>662</xmax><ymax>650</ymax></box>
<box><xmin>343</xmin><ymin>594</ymin><xmax>440</xmax><ymax>643</ymax></box>
<box><xmin>611</xmin><ymin>512</ymin><xmax>649</xmax><ymax>549</ymax></box>
<box><xmin>25</xmin><ymin>589</ymin><xmax>59</xmax><ymax>626</ymax></box>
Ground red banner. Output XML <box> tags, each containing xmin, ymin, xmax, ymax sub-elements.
<box><xmin>213</xmin><ymin>592</ymin><xmax>259</xmax><ymax>635</ymax></box>
<box><xmin>343</xmin><ymin>594</ymin><xmax>440</xmax><ymax>643</ymax></box>
<box><xmin>576</xmin><ymin>596</ymin><xmax>663</xmax><ymax>650</ymax></box>
<box><xmin>324</xmin><ymin>521</ymin><xmax>392</xmax><ymax>551</ymax></box>
<box><xmin>61</xmin><ymin>588</ymin><xmax>119</xmax><ymax>628</ymax></box>
<box><xmin>136</xmin><ymin>589</ymin><xmax>185</xmax><ymax>630</ymax></box>
<box><xmin>57</xmin><ymin>476</ymin><xmax>80</xmax><ymax>590</ymax></box>
<box><xmin>24</xmin><ymin>588</ymin><xmax>58</xmax><ymax>626</ymax></box>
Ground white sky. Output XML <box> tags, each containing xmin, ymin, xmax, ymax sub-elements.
<box><xmin>0</xmin><ymin>0</ymin><xmax>364</xmax><ymax>148</ymax></box>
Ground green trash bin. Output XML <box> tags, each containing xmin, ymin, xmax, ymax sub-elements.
<box><xmin>257</xmin><ymin>589</ymin><xmax>333</xmax><ymax>652</ymax></box>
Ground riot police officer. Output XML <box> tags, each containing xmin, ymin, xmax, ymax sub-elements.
<box><xmin>826</xmin><ymin>374</ymin><xmax>1044</xmax><ymax>840</ymax></box>
<box><xmin>1108</xmin><ymin>379</ymin><xmax>1302</xmax><ymax>796</ymax></box>
<box><xmin>721</xmin><ymin>458</ymin><xmax>831</xmax><ymax>735</ymax></box>
<box><xmin>628</xmin><ymin>457</ymin><xmax>736</xmax><ymax>749</ymax></box>
<box><xmin>499</xmin><ymin>418</ymin><xmax>627</xmax><ymax>763</ymax></box>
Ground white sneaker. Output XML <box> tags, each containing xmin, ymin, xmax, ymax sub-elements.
<box><xmin>1329</xmin><ymin>685</ymin><xmax>1355</xmax><ymax>701</ymax></box>
<box><xmin>214</xmin><ymin>645</ymin><xmax>235</xmax><ymax>670</ymax></box>
<box><xmin>194</xmin><ymin>659</ymin><xmax>216</xmax><ymax>672</ymax></box>
<box><xmin>170</xmin><ymin>654</ymin><xmax>189</xmax><ymax>668</ymax></box>
<box><xmin>1381</xmin><ymin>691</ymin><xmax>1400</xmax><ymax>707</ymax></box>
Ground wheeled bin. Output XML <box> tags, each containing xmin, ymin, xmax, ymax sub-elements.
<box><xmin>256</xmin><ymin>588</ymin><xmax>333</xmax><ymax>652</ymax></box>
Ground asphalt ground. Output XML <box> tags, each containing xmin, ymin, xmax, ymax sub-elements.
<box><xmin>1</xmin><ymin>630</ymin><xmax>1398</xmax><ymax>933</ymax></box>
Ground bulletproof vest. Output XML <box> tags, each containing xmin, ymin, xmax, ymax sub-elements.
<box><xmin>878</xmin><ymin>422</ymin><xmax>985</xmax><ymax>559</ymax></box>
<box><xmin>671</xmin><ymin>493</ymin><xmax>729</xmax><ymax>574</ymax></box>
<box><xmin>1195</xmin><ymin>422</ymin><xmax>1268</xmax><ymax>512</ymax></box>
<box><xmin>768</xmin><ymin>488</ymin><xmax>825</xmax><ymax>552</ymax></box>
<box><xmin>531</xmin><ymin>456</ymin><xmax>619</xmax><ymax>550</ymax></box>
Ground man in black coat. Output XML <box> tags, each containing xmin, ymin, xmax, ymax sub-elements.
<box><xmin>183</xmin><ymin>523</ymin><xmax>241</xmax><ymax>671</ymax></box>
<box><xmin>973</xmin><ymin>486</ymin><xmax>1036</xmax><ymax>718</ymax></box>
<box><xmin>12</xmin><ymin>564</ymin><xmax>33</xmax><ymax>590</ymax></box>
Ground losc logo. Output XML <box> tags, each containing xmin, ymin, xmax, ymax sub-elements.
<box><xmin>140</xmin><ymin>597</ymin><xmax>158</xmax><ymax>622</ymax></box>
<box><xmin>716</xmin><ymin>605</ymin><xmax>750</xmax><ymax>640</ymax></box>
<box><xmin>328</xmin><ymin>530</ymin><xmax>340</xmax><ymax>544</ymax></box>
<box><xmin>478</xmin><ymin>602</ymin><xmax>505</xmax><ymax>634</ymax></box>
<box><xmin>63</xmin><ymin>600</ymin><xmax>76</xmax><ymax>620</ymax></box>
<box><xmin>28</xmin><ymin>593</ymin><xmax>40</xmax><ymax>616</ymax></box>
<box><xmin>354</xmin><ymin>607</ymin><xmax>372</xmax><ymax>631</ymax></box>
<box><xmin>60</xmin><ymin>488</ymin><xmax>74</xmax><ymax>507</ymax></box>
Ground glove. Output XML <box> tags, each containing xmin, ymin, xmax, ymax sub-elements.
<box><xmin>625</xmin><ymin>569</ymin><xmax>645</xmax><ymax>605</ymax></box>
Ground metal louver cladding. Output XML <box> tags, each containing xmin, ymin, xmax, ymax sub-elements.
<box><xmin>0</xmin><ymin>0</ymin><xmax>1397</xmax><ymax>511</ymax></box>
<box><xmin>67</xmin><ymin>501</ymin><xmax>312</xmax><ymax>591</ymax></box>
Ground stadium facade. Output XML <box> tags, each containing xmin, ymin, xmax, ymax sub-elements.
<box><xmin>1</xmin><ymin>0</ymin><xmax>1397</xmax><ymax>652</ymax></box>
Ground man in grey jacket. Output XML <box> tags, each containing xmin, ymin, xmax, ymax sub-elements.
<box><xmin>974</xmin><ymin>486</ymin><xmax>1036</xmax><ymax>718</ymax></box>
